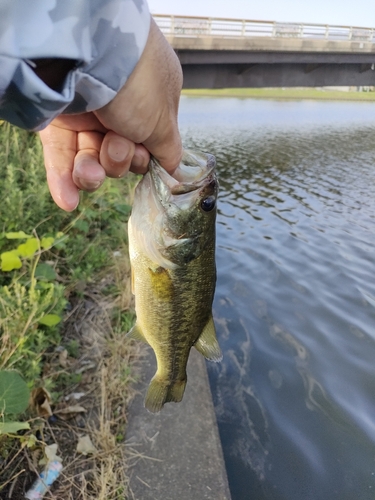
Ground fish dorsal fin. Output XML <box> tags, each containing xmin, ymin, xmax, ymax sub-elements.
<box><xmin>126</xmin><ymin>323</ymin><xmax>147</xmax><ymax>344</ymax></box>
<box><xmin>194</xmin><ymin>315</ymin><xmax>222</xmax><ymax>362</ymax></box>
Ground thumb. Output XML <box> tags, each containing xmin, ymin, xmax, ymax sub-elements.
<box><xmin>142</xmin><ymin>117</ymin><xmax>182</xmax><ymax>174</ymax></box>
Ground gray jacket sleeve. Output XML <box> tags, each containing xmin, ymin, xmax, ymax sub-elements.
<box><xmin>0</xmin><ymin>0</ymin><xmax>150</xmax><ymax>130</ymax></box>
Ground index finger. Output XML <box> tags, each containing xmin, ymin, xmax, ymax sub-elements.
<box><xmin>39</xmin><ymin>125</ymin><xmax>80</xmax><ymax>211</ymax></box>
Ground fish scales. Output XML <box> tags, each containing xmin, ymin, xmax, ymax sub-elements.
<box><xmin>127</xmin><ymin>150</ymin><xmax>222</xmax><ymax>413</ymax></box>
<box><xmin>134</xmin><ymin>241</ymin><xmax>216</xmax><ymax>375</ymax></box>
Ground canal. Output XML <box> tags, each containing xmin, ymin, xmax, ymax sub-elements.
<box><xmin>179</xmin><ymin>96</ymin><xmax>375</xmax><ymax>500</ymax></box>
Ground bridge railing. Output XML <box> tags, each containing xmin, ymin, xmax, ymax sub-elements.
<box><xmin>153</xmin><ymin>14</ymin><xmax>375</xmax><ymax>42</ymax></box>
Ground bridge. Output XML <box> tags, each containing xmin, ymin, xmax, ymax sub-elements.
<box><xmin>154</xmin><ymin>15</ymin><xmax>375</xmax><ymax>88</ymax></box>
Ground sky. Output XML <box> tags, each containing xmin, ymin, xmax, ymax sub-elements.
<box><xmin>147</xmin><ymin>0</ymin><xmax>375</xmax><ymax>28</ymax></box>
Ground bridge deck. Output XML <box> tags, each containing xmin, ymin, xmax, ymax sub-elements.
<box><xmin>154</xmin><ymin>15</ymin><xmax>375</xmax><ymax>87</ymax></box>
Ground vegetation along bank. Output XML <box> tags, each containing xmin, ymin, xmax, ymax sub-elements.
<box><xmin>0</xmin><ymin>122</ymin><xmax>139</xmax><ymax>499</ymax></box>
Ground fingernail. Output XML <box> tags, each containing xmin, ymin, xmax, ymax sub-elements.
<box><xmin>132</xmin><ymin>151</ymin><xmax>147</xmax><ymax>169</ymax></box>
<box><xmin>77</xmin><ymin>178</ymin><xmax>103</xmax><ymax>191</ymax></box>
<box><xmin>56</xmin><ymin>189</ymin><xmax>79</xmax><ymax>212</ymax></box>
<box><xmin>108</xmin><ymin>138</ymin><xmax>129</xmax><ymax>162</ymax></box>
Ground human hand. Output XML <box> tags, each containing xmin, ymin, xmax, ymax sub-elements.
<box><xmin>39</xmin><ymin>18</ymin><xmax>183</xmax><ymax>212</ymax></box>
<box><xmin>38</xmin><ymin>114</ymin><xmax>151</xmax><ymax>211</ymax></box>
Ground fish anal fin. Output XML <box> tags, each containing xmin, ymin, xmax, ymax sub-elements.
<box><xmin>144</xmin><ymin>376</ymin><xmax>187</xmax><ymax>413</ymax></box>
<box><xmin>194</xmin><ymin>315</ymin><xmax>223</xmax><ymax>362</ymax></box>
<box><xmin>126</xmin><ymin>323</ymin><xmax>147</xmax><ymax>344</ymax></box>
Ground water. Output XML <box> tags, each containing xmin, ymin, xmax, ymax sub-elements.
<box><xmin>178</xmin><ymin>96</ymin><xmax>375</xmax><ymax>500</ymax></box>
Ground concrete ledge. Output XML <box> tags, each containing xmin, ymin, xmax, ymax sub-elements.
<box><xmin>166</xmin><ymin>35</ymin><xmax>375</xmax><ymax>53</ymax></box>
<box><xmin>126</xmin><ymin>347</ymin><xmax>231</xmax><ymax>500</ymax></box>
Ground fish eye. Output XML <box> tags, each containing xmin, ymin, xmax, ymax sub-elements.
<box><xmin>200</xmin><ymin>196</ymin><xmax>216</xmax><ymax>212</ymax></box>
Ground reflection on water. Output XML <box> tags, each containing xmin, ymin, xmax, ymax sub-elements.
<box><xmin>179</xmin><ymin>97</ymin><xmax>375</xmax><ymax>500</ymax></box>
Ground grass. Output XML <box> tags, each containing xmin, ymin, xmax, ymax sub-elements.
<box><xmin>182</xmin><ymin>87</ymin><xmax>375</xmax><ymax>101</ymax></box>
<box><xmin>0</xmin><ymin>122</ymin><xmax>140</xmax><ymax>499</ymax></box>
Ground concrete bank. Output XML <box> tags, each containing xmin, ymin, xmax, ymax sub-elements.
<box><xmin>126</xmin><ymin>347</ymin><xmax>231</xmax><ymax>500</ymax></box>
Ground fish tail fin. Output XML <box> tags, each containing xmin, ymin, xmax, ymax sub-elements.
<box><xmin>194</xmin><ymin>315</ymin><xmax>223</xmax><ymax>362</ymax></box>
<box><xmin>144</xmin><ymin>376</ymin><xmax>187</xmax><ymax>413</ymax></box>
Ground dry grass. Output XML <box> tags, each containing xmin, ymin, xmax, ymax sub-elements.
<box><xmin>1</xmin><ymin>242</ymin><xmax>143</xmax><ymax>500</ymax></box>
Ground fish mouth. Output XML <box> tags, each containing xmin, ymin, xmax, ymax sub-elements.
<box><xmin>149</xmin><ymin>150</ymin><xmax>216</xmax><ymax>202</ymax></box>
<box><xmin>129</xmin><ymin>149</ymin><xmax>217</xmax><ymax>271</ymax></box>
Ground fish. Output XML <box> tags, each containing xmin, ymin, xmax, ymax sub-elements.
<box><xmin>127</xmin><ymin>149</ymin><xmax>222</xmax><ymax>413</ymax></box>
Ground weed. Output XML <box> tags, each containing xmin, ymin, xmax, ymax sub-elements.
<box><xmin>0</xmin><ymin>123</ymin><xmax>139</xmax><ymax>499</ymax></box>
<box><xmin>66</xmin><ymin>339</ymin><xmax>80</xmax><ymax>358</ymax></box>
<box><xmin>0</xmin><ymin>124</ymin><xmax>136</xmax><ymax>389</ymax></box>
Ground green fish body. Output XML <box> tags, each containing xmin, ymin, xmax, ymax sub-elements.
<box><xmin>127</xmin><ymin>150</ymin><xmax>222</xmax><ymax>413</ymax></box>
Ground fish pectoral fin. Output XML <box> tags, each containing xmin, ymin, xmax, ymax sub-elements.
<box><xmin>126</xmin><ymin>323</ymin><xmax>147</xmax><ymax>344</ymax></box>
<box><xmin>145</xmin><ymin>376</ymin><xmax>187</xmax><ymax>413</ymax></box>
<box><xmin>194</xmin><ymin>315</ymin><xmax>223</xmax><ymax>362</ymax></box>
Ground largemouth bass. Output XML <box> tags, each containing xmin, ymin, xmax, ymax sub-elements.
<box><xmin>127</xmin><ymin>150</ymin><xmax>222</xmax><ymax>413</ymax></box>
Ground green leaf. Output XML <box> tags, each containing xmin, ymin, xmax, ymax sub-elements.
<box><xmin>40</xmin><ymin>236</ymin><xmax>55</xmax><ymax>249</ymax></box>
<box><xmin>82</xmin><ymin>208</ymin><xmax>96</xmax><ymax>220</ymax></box>
<box><xmin>74</xmin><ymin>220</ymin><xmax>89</xmax><ymax>233</ymax></box>
<box><xmin>114</xmin><ymin>203</ymin><xmax>132</xmax><ymax>216</ymax></box>
<box><xmin>39</xmin><ymin>314</ymin><xmax>61</xmax><ymax>327</ymax></box>
<box><xmin>0</xmin><ymin>421</ymin><xmax>30</xmax><ymax>434</ymax></box>
<box><xmin>35</xmin><ymin>281</ymin><xmax>53</xmax><ymax>290</ymax></box>
<box><xmin>0</xmin><ymin>371</ymin><xmax>30</xmax><ymax>414</ymax></box>
<box><xmin>17</xmin><ymin>238</ymin><xmax>39</xmax><ymax>257</ymax></box>
<box><xmin>24</xmin><ymin>433</ymin><xmax>37</xmax><ymax>448</ymax></box>
<box><xmin>1</xmin><ymin>251</ymin><xmax>22</xmax><ymax>271</ymax></box>
<box><xmin>5</xmin><ymin>231</ymin><xmax>32</xmax><ymax>239</ymax></box>
<box><xmin>35</xmin><ymin>263</ymin><xmax>56</xmax><ymax>281</ymax></box>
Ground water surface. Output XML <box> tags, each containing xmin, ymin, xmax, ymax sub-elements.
<box><xmin>179</xmin><ymin>96</ymin><xmax>375</xmax><ymax>500</ymax></box>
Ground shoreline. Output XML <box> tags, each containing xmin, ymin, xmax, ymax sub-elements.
<box><xmin>126</xmin><ymin>347</ymin><xmax>231</xmax><ymax>500</ymax></box>
<box><xmin>181</xmin><ymin>88</ymin><xmax>375</xmax><ymax>102</ymax></box>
